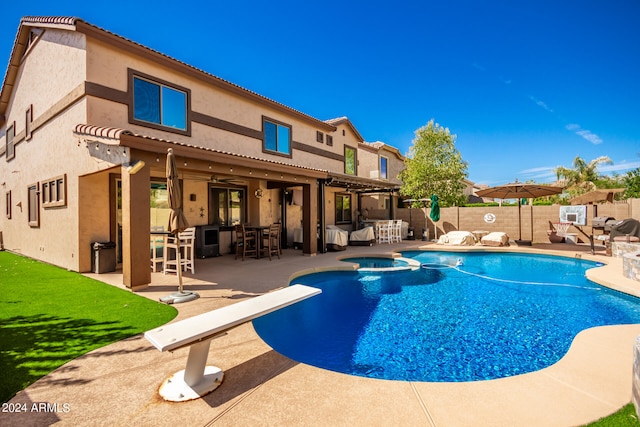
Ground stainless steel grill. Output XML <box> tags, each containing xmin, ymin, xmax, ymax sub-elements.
<box><xmin>592</xmin><ymin>216</ymin><xmax>618</xmax><ymax>232</ymax></box>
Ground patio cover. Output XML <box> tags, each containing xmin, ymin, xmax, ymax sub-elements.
<box><xmin>570</xmin><ymin>188</ymin><xmax>625</xmax><ymax>205</ymax></box>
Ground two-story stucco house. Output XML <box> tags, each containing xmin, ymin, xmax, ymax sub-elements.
<box><xmin>0</xmin><ymin>16</ymin><xmax>404</xmax><ymax>289</ymax></box>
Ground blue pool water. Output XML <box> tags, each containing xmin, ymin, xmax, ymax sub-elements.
<box><xmin>253</xmin><ymin>252</ymin><xmax>640</xmax><ymax>382</ymax></box>
<box><xmin>342</xmin><ymin>257</ymin><xmax>410</xmax><ymax>269</ymax></box>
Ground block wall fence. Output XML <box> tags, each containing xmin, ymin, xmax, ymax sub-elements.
<box><xmin>367</xmin><ymin>198</ymin><xmax>640</xmax><ymax>243</ymax></box>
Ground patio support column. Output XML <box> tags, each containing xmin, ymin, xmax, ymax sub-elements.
<box><xmin>121</xmin><ymin>160</ymin><xmax>151</xmax><ymax>289</ymax></box>
<box><xmin>389</xmin><ymin>190</ymin><xmax>396</xmax><ymax>220</ymax></box>
<box><xmin>302</xmin><ymin>180</ymin><xmax>318</xmax><ymax>256</ymax></box>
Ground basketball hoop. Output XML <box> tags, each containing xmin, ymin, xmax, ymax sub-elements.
<box><xmin>553</xmin><ymin>222</ymin><xmax>571</xmax><ymax>236</ymax></box>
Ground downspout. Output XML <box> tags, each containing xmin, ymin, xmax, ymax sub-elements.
<box><xmin>280</xmin><ymin>188</ymin><xmax>288</xmax><ymax>249</ymax></box>
<box><xmin>318</xmin><ymin>179</ymin><xmax>327</xmax><ymax>253</ymax></box>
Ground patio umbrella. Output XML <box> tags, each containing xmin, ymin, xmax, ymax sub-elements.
<box><xmin>160</xmin><ymin>148</ymin><xmax>198</xmax><ymax>304</ymax></box>
<box><xmin>476</xmin><ymin>181</ymin><xmax>563</xmax><ymax>245</ymax></box>
<box><xmin>429</xmin><ymin>195</ymin><xmax>440</xmax><ymax>240</ymax></box>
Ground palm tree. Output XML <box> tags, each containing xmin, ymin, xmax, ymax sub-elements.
<box><xmin>555</xmin><ymin>155</ymin><xmax>613</xmax><ymax>194</ymax></box>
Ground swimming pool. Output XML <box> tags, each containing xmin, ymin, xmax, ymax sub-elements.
<box><xmin>253</xmin><ymin>251</ymin><xmax>640</xmax><ymax>382</ymax></box>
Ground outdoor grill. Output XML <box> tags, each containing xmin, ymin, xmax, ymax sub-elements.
<box><xmin>592</xmin><ymin>216</ymin><xmax>618</xmax><ymax>233</ymax></box>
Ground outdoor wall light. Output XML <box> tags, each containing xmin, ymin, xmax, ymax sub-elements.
<box><xmin>125</xmin><ymin>160</ymin><xmax>146</xmax><ymax>175</ymax></box>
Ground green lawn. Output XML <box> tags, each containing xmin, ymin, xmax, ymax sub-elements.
<box><xmin>584</xmin><ymin>403</ymin><xmax>639</xmax><ymax>426</ymax></box>
<box><xmin>0</xmin><ymin>251</ymin><xmax>177</xmax><ymax>403</ymax></box>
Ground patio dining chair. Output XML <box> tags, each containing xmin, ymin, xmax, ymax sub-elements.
<box><xmin>393</xmin><ymin>220</ymin><xmax>403</xmax><ymax>243</ymax></box>
<box><xmin>150</xmin><ymin>226</ymin><xmax>165</xmax><ymax>272</ymax></box>
<box><xmin>235</xmin><ymin>224</ymin><xmax>257</xmax><ymax>260</ymax></box>
<box><xmin>262</xmin><ymin>223</ymin><xmax>281</xmax><ymax>260</ymax></box>
<box><xmin>164</xmin><ymin>227</ymin><xmax>196</xmax><ymax>274</ymax></box>
<box><xmin>376</xmin><ymin>220</ymin><xmax>393</xmax><ymax>244</ymax></box>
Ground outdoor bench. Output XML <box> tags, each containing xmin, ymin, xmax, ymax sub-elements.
<box><xmin>144</xmin><ymin>284</ymin><xmax>321</xmax><ymax>401</ymax></box>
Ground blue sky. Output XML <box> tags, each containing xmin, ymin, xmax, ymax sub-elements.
<box><xmin>2</xmin><ymin>1</ymin><xmax>639</xmax><ymax>186</ymax></box>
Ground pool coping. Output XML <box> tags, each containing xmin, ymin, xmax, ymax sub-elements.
<box><xmin>2</xmin><ymin>242</ymin><xmax>639</xmax><ymax>426</ymax></box>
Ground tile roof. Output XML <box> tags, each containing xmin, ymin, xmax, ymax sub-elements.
<box><xmin>323</xmin><ymin>116</ymin><xmax>364</xmax><ymax>142</ymax></box>
<box><xmin>2</xmin><ymin>16</ymin><xmax>337</xmax><ymax>132</ymax></box>
<box><xmin>73</xmin><ymin>124</ymin><xmax>329</xmax><ymax>174</ymax></box>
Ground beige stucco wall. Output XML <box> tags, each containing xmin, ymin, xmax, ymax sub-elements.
<box><xmin>1</xmin><ymin>101</ymin><xmax>90</xmax><ymax>270</ymax></box>
<box><xmin>384</xmin><ymin>148</ymin><xmax>405</xmax><ymax>185</ymax></box>
<box><xmin>358</xmin><ymin>143</ymin><xmax>405</xmax><ymax>184</ymax></box>
<box><xmin>8</xmin><ymin>29</ymin><xmax>86</xmax><ymax>126</ymax></box>
<box><xmin>0</xmin><ymin>27</ymin><xmax>94</xmax><ymax>270</ymax></box>
<box><xmin>77</xmin><ymin>170</ymin><xmax>112</xmax><ymax>271</ymax></box>
<box><xmin>84</xmin><ymin>37</ymin><xmax>361</xmax><ymax>175</ymax></box>
<box><xmin>358</xmin><ymin>147</ymin><xmax>379</xmax><ymax>179</ymax></box>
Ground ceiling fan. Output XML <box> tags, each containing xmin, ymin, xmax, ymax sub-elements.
<box><xmin>180</xmin><ymin>172</ymin><xmax>243</xmax><ymax>183</ymax></box>
<box><xmin>209</xmin><ymin>174</ymin><xmax>244</xmax><ymax>184</ymax></box>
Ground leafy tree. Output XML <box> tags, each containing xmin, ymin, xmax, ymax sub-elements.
<box><xmin>554</xmin><ymin>155</ymin><xmax>613</xmax><ymax>196</ymax></box>
<box><xmin>399</xmin><ymin>120</ymin><xmax>468</xmax><ymax>207</ymax></box>
<box><xmin>623</xmin><ymin>167</ymin><xmax>640</xmax><ymax>199</ymax></box>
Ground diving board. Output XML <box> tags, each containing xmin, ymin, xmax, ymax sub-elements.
<box><xmin>145</xmin><ymin>284</ymin><xmax>321</xmax><ymax>401</ymax></box>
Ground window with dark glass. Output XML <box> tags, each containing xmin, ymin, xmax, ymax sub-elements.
<box><xmin>336</xmin><ymin>194</ymin><xmax>352</xmax><ymax>224</ymax></box>
<box><xmin>316</xmin><ymin>131</ymin><xmax>324</xmax><ymax>143</ymax></box>
<box><xmin>41</xmin><ymin>174</ymin><xmax>66</xmax><ymax>208</ymax></box>
<box><xmin>326</xmin><ymin>135</ymin><xmax>333</xmax><ymax>146</ymax></box>
<box><xmin>263</xmin><ymin>118</ymin><xmax>291</xmax><ymax>156</ymax></box>
<box><xmin>28</xmin><ymin>183</ymin><xmax>39</xmax><ymax>227</ymax></box>
<box><xmin>6</xmin><ymin>122</ymin><xmax>15</xmax><ymax>161</ymax></box>
<box><xmin>210</xmin><ymin>187</ymin><xmax>245</xmax><ymax>226</ymax></box>
<box><xmin>5</xmin><ymin>191</ymin><xmax>10</xmax><ymax>219</ymax></box>
<box><xmin>344</xmin><ymin>146</ymin><xmax>357</xmax><ymax>175</ymax></box>
<box><xmin>132</xmin><ymin>76</ymin><xmax>187</xmax><ymax>131</ymax></box>
<box><xmin>25</xmin><ymin>105</ymin><xmax>33</xmax><ymax>141</ymax></box>
<box><xmin>380</xmin><ymin>156</ymin><xmax>388</xmax><ymax>179</ymax></box>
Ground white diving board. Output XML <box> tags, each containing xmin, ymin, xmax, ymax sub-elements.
<box><xmin>144</xmin><ymin>284</ymin><xmax>321</xmax><ymax>401</ymax></box>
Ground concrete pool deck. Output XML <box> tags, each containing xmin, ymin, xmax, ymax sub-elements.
<box><xmin>2</xmin><ymin>241</ymin><xmax>640</xmax><ymax>426</ymax></box>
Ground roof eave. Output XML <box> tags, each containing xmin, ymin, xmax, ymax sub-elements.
<box><xmin>73</xmin><ymin>21</ymin><xmax>336</xmax><ymax>132</ymax></box>
<box><xmin>1</xmin><ymin>17</ymin><xmax>81</xmax><ymax>124</ymax></box>
<box><xmin>1</xmin><ymin>16</ymin><xmax>336</xmax><ymax>132</ymax></box>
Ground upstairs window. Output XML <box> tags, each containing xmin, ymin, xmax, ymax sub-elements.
<box><xmin>25</xmin><ymin>105</ymin><xmax>33</xmax><ymax>141</ymax></box>
<box><xmin>263</xmin><ymin>117</ymin><xmax>291</xmax><ymax>157</ymax></box>
<box><xmin>130</xmin><ymin>70</ymin><xmax>189</xmax><ymax>134</ymax></box>
<box><xmin>344</xmin><ymin>146</ymin><xmax>357</xmax><ymax>175</ymax></box>
<box><xmin>6</xmin><ymin>122</ymin><xmax>15</xmax><ymax>161</ymax></box>
<box><xmin>380</xmin><ymin>156</ymin><xmax>388</xmax><ymax>180</ymax></box>
<box><xmin>326</xmin><ymin>135</ymin><xmax>333</xmax><ymax>146</ymax></box>
<box><xmin>316</xmin><ymin>131</ymin><xmax>324</xmax><ymax>143</ymax></box>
